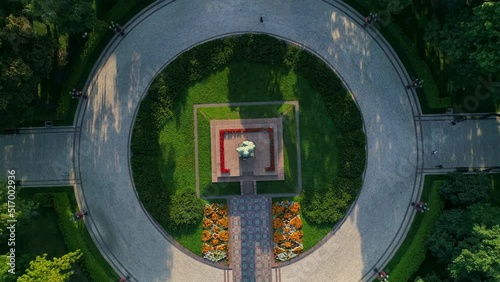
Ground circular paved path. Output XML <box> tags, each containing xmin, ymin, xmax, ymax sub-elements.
<box><xmin>75</xmin><ymin>0</ymin><xmax>422</xmax><ymax>281</ymax></box>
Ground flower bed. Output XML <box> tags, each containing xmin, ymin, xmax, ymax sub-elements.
<box><xmin>202</xmin><ymin>203</ymin><xmax>229</xmax><ymax>262</ymax></box>
<box><xmin>219</xmin><ymin>127</ymin><xmax>275</xmax><ymax>174</ymax></box>
<box><xmin>272</xmin><ymin>201</ymin><xmax>303</xmax><ymax>261</ymax></box>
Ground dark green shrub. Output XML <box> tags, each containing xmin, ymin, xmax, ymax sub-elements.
<box><xmin>32</xmin><ymin>193</ymin><xmax>54</xmax><ymax>207</ymax></box>
<box><xmin>426</xmin><ymin>208</ymin><xmax>473</xmax><ymax>264</ymax></box>
<box><xmin>338</xmin><ymin>145</ymin><xmax>366</xmax><ymax>178</ymax></box>
<box><xmin>302</xmin><ymin>188</ymin><xmax>351</xmax><ymax>224</ymax></box>
<box><xmin>130</xmin><ymin>156</ymin><xmax>169</xmax><ymax>223</ymax></box>
<box><xmin>53</xmin><ymin>193</ymin><xmax>117</xmax><ymax>281</ymax></box>
<box><xmin>440</xmin><ymin>173</ymin><xmax>490</xmax><ymax>207</ymax></box>
<box><xmin>336</xmin><ymin>129</ymin><xmax>366</xmax><ymax>148</ymax></box>
<box><xmin>168</xmin><ymin>189</ymin><xmax>203</xmax><ymax>229</ymax></box>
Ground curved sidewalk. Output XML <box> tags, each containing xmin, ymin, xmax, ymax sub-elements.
<box><xmin>75</xmin><ymin>0</ymin><xmax>422</xmax><ymax>281</ymax></box>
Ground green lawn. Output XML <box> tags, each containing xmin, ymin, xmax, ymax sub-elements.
<box><xmin>196</xmin><ymin>104</ymin><xmax>298</xmax><ymax>196</ymax></box>
<box><xmin>158</xmin><ymin>62</ymin><xmax>339</xmax><ymax>198</ymax></box>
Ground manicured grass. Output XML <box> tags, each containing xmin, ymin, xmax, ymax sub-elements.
<box><xmin>159</xmin><ymin>62</ymin><xmax>339</xmax><ymax>197</ymax></box>
<box><xmin>196</xmin><ymin>104</ymin><xmax>298</xmax><ymax>196</ymax></box>
<box><xmin>299</xmin><ymin>212</ymin><xmax>332</xmax><ymax>252</ymax></box>
<box><xmin>167</xmin><ymin>216</ymin><xmax>205</xmax><ymax>256</ymax></box>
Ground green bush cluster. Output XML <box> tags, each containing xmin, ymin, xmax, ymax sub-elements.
<box><xmin>168</xmin><ymin>189</ymin><xmax>204</xmax><ymax>230</ymax></box>
<box><xmin>302</xmin><ymin>178</ymin><xmax>363</xmax><ymax>224</ymax></box>
<box><xmin>439</xmin><ymin>172</ymin><xmax>490</xmax><ymax>207</ymax></box>
<box><xmin>53</xmin><ymin>193</ymin><xmax>117</xmax><ymax>281</ymax></box>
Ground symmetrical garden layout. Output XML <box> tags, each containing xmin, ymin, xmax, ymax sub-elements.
<box><xmin>1</xmin><ymin>0</ymin><xmax>499</xmax><ymax>281</ymax></box>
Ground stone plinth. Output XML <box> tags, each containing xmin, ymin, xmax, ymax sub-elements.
<box><xmin>210</xmin><ymin>118</ymin><xmax>284</xmax><ymax>183</ymax></box>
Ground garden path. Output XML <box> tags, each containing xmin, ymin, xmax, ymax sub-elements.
<box><xmin>228</xmin><ymin>196</ymin><xmax>273</xmax><ymax>282</ymax></box>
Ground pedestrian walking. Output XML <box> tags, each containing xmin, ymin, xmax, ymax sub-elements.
<box><xmin>364</xmin><ymin>13</ymin><xmax>378</xmax><ymax>27</ymax></box>
<box><xmin>374</xmin><ymin>268</ymin><xmax>389</xmax><ymax>281</ymax></box>
<box><xmin>406</xmin><ymin>78</ymin><xmax>423</xmax><ymax>89</ymax></box>
<box><xmin>109</xmin><ymin>21</ymin><xmax>125</xmax><ymax>36</ymax></box>
<box><xmin>119</xmin><ymin>276</ymin><xmax>130</xmax><ymax>282</ymax></box>
<box><xmin>73</xmin><ymin>211</ymin><xmax>88</xmax><ymax>220</ymax></box>
<box><xmin>431</xmin><ymin>150</ymin><xmax>438</xmax><ymax>155</ymax></box>
<box><xmin>412</xmin><ymin>201</ymin><xmax>429</xmax><ymax>213</ymax></box>
<box><xmin>435</xmin><ymin>165</ymin><xmax>443</xmax><ymax>169</ymax></box>
<box><xmin>260</xmin><ymin>16</ymin><xmax>263</xmax><ymax>23</ymax></box>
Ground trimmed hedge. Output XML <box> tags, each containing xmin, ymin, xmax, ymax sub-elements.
<box><xmin>386</xmin><ymin>180</ymin><xmax>444</xmax><ymax>281</ymax></box>
<box><xmin>53</xmin><ymin>193</ymin><xmax>117</xmax><ymax>281</ymax></box>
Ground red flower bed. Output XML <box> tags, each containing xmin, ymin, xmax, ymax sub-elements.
<box><xmin>219</xmin><ymin>127</ymin><xmax>276</xmax><ymax>173</ymax></box>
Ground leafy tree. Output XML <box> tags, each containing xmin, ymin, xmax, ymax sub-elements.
<box><xmin>427</xmin><ymin>1</ymin><xmax>500</xmax><ymax>73</ymax></box>
<box><xmin>426</xmin><ymin>208</ymin><xmax>474</xmax><ymax>264</ymax></box>
<box><xmin>17</xmin><ymin>250</ymin><xmax>82</xmax><ymax>282</ymax></box>
<box><xmin>440</xmin><ymin>173</ymin><xmax>490</xmax><ymax>207</ymax></box>
<box><xmin>168</xmin><ymin>189</ymin><xmax>203</xmax><ymax>229</ymax></box>
<box><xmin>302</xmin><ymin>180</ymin><xmax>357</xmax><ymax>224</ymax></box>
<box><xmin>27</xmin><ymin>0</ymin><xmax>96</xmax><ymax>34</ymax></box>
<box><xmin>449</xmin><ymin>225</ymin><xmax>500</xmax><ymax>281</ymax></box>
<box><xmin>0</xmin><ymin>181</ymin><xmax>38</xmax><ymax>236</ymax></box>
<box><xmin>0</xmin><ymin>15</ymin><xmax>56</xmax><ymax>127</ymax></box>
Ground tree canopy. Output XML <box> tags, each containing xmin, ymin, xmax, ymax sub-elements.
<box><xmin>0</xmin><ymin>181</ymin><xmax>38</xmax><ymax>236</ymax></box>
<box><xmin>0</xmin><ymin>15</ymin><xmax>56</xmax><ymax>127</ymax></box>
<box><xmin>439</xmin><ymin>173</ymin><xmax>490</xmax><ymax>207</ymax></box>
<box><xmin>449</xmin><ymin>225</ymin><xmax>500</xmax><ymax>281</ymax></box>
<box><xmin>27</xmin><ymin>0</ymin><xmax>96</xmax><ymax>34</ymax></box>
<box><xmin>17</xmin><ymin>250</ymin><xmax>82</xmax><ymax>282</ymax></box>
<box><xmin>426</xmin><ymin>1</ymin><xmax>500</xmax><ymax>74</ymax></box>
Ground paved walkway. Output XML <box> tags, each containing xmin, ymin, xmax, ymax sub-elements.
<box><xmin>419</xmin><ymin>116</ymin><xmax>500</xmax><ymax>171</ymax></box>
<box><xmin>1</xmin><ymin>0</ymin><xmax>499</xmax><ymax>281</ymax></box>
<box><xmin>0</xmin><ymin>127</ymin><xmax>76</xmax><ymax>186</ymax></box>
<box><xmin>229</xmin><ymin>196</ymin><xmax>273</xmax><ymax>281</ymax></box>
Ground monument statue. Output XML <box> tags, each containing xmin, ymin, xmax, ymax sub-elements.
<box><xmin>236</xmin><ymin>140</ymin><xmax>255</xmax><ymax>159</ymax></box>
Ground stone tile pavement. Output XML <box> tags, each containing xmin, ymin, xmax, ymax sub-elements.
<box><xmin>229</xmin><ymin>196</ymin><xmax>273</xmax><ymax>282</ymax></box>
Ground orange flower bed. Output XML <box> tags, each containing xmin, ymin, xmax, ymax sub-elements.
<box><xmin>202</xmin><ymin>244</ymin><xmax>214</xmax><ymax>253</ymax></box>
<box><xmin>274</xmin><ymin>232</ymin><xmax>285</xmax><ymax>243</ymax></box>
<box><xmin>203</xmin><ymin>219</ymin><xmax>213</xmax><ymax>228</ymax></box>
<box><xmin>290</xmin><ymin>216</ymin><xmax>302</xmax><ymax>229</ymax></box>
<box><xmin>218</xmin><ymin>217</ymin><xmax>228</xmax><ymax>228</ymax></box>
<box><xmin>218</xmin><ymin>231</ymin><xmax>229</xmax><ymax>242</ymax></box>
<box><xmin>202</xmin><ymin>230</ymin><xmax>212</xmax><ymax>242</ymax></box>
<box><xmin>272</xmin><ymin>201</ymin><xmax>303</xmax><ymax>262</ymax></box>
<box><xmin>202</xmin><ymin>203</ymin><xmax>229</xmax><ymax>262</ymax></box>
<box><xmin>289</xmin><ymin>202</ymin><xmax>300</xmax><ymax>213</ymax></box>
<box><xmin>273</xmin><ymin>217</ymin><xmax>284</xmax><ymax>229</ymax></box>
